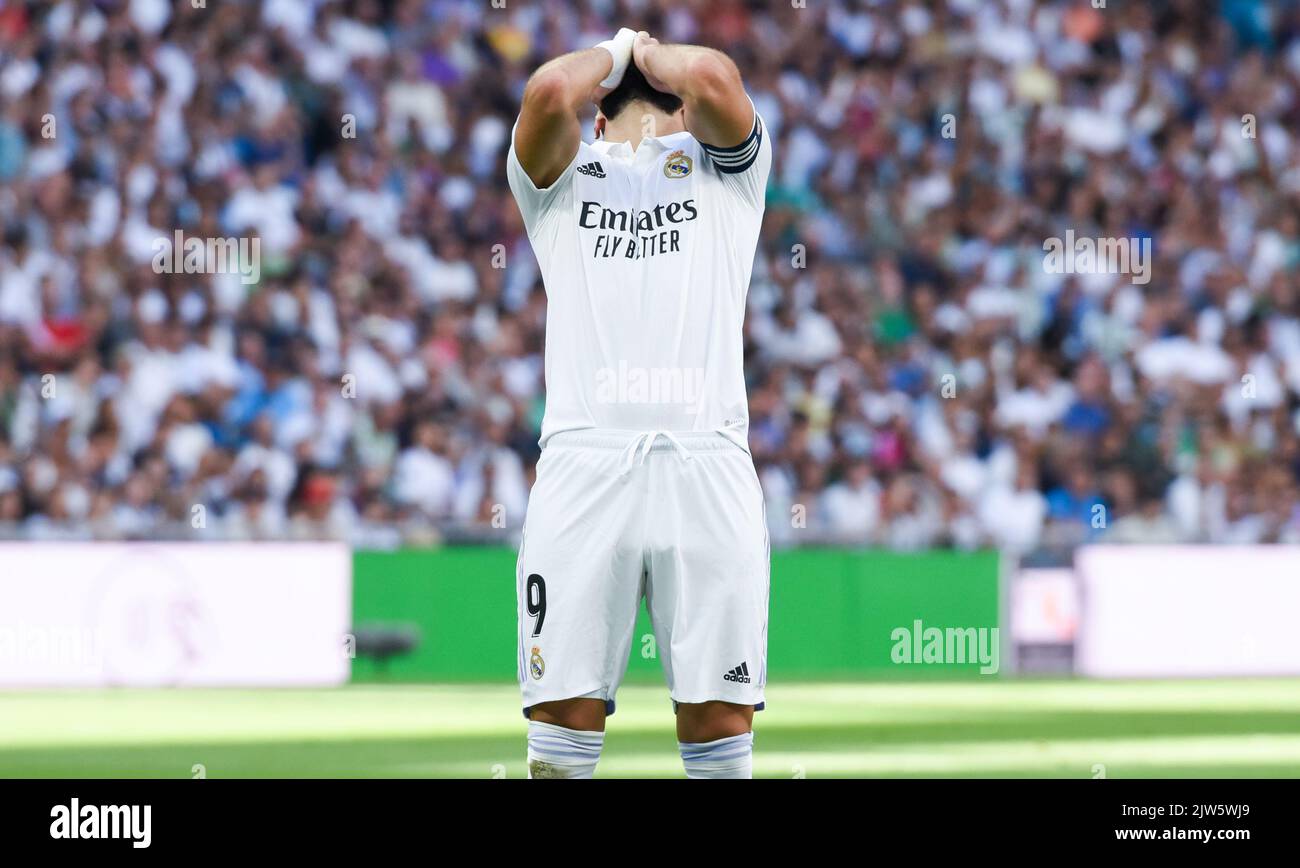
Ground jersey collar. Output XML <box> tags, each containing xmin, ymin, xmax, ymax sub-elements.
<box><xmin>591</xmin><ymin>130</ymin><xmax>693</xmax><ymax>161</ymax></box>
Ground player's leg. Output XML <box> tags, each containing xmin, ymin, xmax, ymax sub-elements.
<box><xmin>676</xmin><ymin>700</ymin><xmax>753</xmax><ymax>742</ymax></box>
<box><xmin>529</xmin><ymin>698</ymin><xmax>609</xmax><ymax>731</ymax></box>
<box><xmin>525</xmin><ymin>698</ymin><xmax>608</xmax><ymax>779</ymax></box>
<box><xmin>675</xmin><ymin>700</ymin><xmax>756</xmax><ymax>779</ymax></box>
<box><xmin>645</xmin><ymin>436</ymin><xmax>770</xmax><ymax>779</ymax></box>
<box><xmin>517</xmin><ymin>438</ymin><xmax>645</xmax><ymax>779</ymax></box>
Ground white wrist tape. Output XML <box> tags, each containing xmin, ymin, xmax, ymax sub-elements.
<box><xmin>595</xmin><ymin>27</ymin><xmax>638</xmax><ymax>89</ymax></box>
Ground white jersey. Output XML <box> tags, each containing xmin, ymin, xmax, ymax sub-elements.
<box><xmin>507</xmin><ymin>105</ymin><xmax>771</xmax><ymax>450</ymax></box>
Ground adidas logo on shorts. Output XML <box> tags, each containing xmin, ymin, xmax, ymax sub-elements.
<box><xmin>723</xmin><ymin>662</ymin><xmax>751</xmax><ymax>684</ymax></box>
<box><xmin>576</xmin><ymin>161</ymin><xmax>606</xmax><ymax>178</ymax></box>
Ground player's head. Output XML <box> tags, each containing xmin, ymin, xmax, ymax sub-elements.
<box><xmin>595</xmin><ymin>63</ymin><xmax>685</xmax><ymax>141</ymax></box>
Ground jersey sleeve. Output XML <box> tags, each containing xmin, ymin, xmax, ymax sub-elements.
<box><xmin>699</xmin><ymin>97</ymin><xmax>772</xmax><ymax>211</ymax></box>
<box><xmin>506</xmin><ymin>120</ymin><xmax>581</xmax><ymax>236</ymax></box>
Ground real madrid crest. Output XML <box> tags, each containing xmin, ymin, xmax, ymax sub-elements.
<box><xmin>663</xmin><ymin>150</ymin><xmax>693</xmax><ymax>179</ymax></box>
<box><xmin>530</xmin><ymin>646</ymin><xmax>545</xmax><ymax>680</ymax></box>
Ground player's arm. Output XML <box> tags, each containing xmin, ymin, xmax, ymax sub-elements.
<box><xmin>630</xmin><ymin>35</ymin><xmax>753</xmax><ymax>149</ymax></box>
<box><xmin>515</xmin><ymin>30</ymin><xmax>637</xmax><ymax>189</ymax></box>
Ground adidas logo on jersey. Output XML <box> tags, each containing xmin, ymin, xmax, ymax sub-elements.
<box><xmin>723</xmin><ymin>662</ymin><xmax>751</xmax><ymax>683</ymax></box>
<box><xmin>576</xmin><ymin>161</ymin><xmax>606</xmax><ymax>178</ymax></box>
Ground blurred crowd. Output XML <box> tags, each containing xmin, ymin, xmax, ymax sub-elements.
<box><xmin>2</xmin><ymin>0</ymin><xmax>1300</xmax><ymax>551</ymax></box>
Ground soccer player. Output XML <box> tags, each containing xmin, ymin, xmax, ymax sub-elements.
<box><xmin>506</xmin><ymin>28</ymin><xmax>771</xmax><ymax>779</ymax></box>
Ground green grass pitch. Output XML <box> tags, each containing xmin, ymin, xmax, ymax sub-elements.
<box><xmin>4</xmin><ymin>679</ymin><xmax>1300</xmax><ymax>778</ymax></box>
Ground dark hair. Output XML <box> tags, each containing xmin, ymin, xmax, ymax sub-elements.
<box><xmin>598</xmin><ymin>63</ymin><xmax>683</xmax><ymax>119</ymax></box>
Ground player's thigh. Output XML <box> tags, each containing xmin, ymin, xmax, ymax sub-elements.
<box><xmin>517</xmin><ymin>446</ymin><xmax>644</xmax><ymax>706</ymax></box>
<box><xmin>646</xmin><ymin>449</ymin><xmax>769</xmax><ymax>706</ymax></box>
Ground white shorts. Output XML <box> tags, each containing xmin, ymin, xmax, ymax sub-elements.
<box><xmin>516</xmin><ymin>429</ymin><xmax>769</xmax><ymax>716</ymax></box>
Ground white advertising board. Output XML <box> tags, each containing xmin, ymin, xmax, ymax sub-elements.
<box><xmin>0</xmin><ymin>543</ymin><xmax>351</xmax><ymax>687</ymax></box>
<box><xmin>1076</xmin><ymin>545</ymin><xmax>1300</xmax><ymax>677</ymax></box>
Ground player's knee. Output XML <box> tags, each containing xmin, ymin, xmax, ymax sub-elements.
<box><xmin>675</xmin><ymin>700</ymin><xmax>753</xmax><ymax>743</ymax></box>
<box><xmin>528</xmin><ymin>697</ymin><xmax>608</xmax><ymax>732</ymax></box>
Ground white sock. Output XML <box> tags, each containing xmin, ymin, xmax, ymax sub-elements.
<box><xmin>527</xmin><ymin>721</ymin><xmax>604</xmax><ymax>779</ymax></box>
<box><xmin>679</xmin><ymin>732</ymin><xmax>754</xmax><ymax>779</ymax></box>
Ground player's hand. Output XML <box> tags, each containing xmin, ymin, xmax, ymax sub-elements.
<box><xmin>632</xmin><ymin>31</ymin><xmax>673</xmax><ymax>94</ymax></box>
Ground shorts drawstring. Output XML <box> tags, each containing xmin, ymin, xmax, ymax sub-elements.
<box><xmin>618</xmin><ymin>430</ymin><xmax>695</xmax><ymax>476</ymax></box>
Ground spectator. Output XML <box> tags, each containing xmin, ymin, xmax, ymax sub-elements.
<box><xmin>0</xmin><ymin>0</ymin><xmax>1296</xmax><ymax>554</ymax></box>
